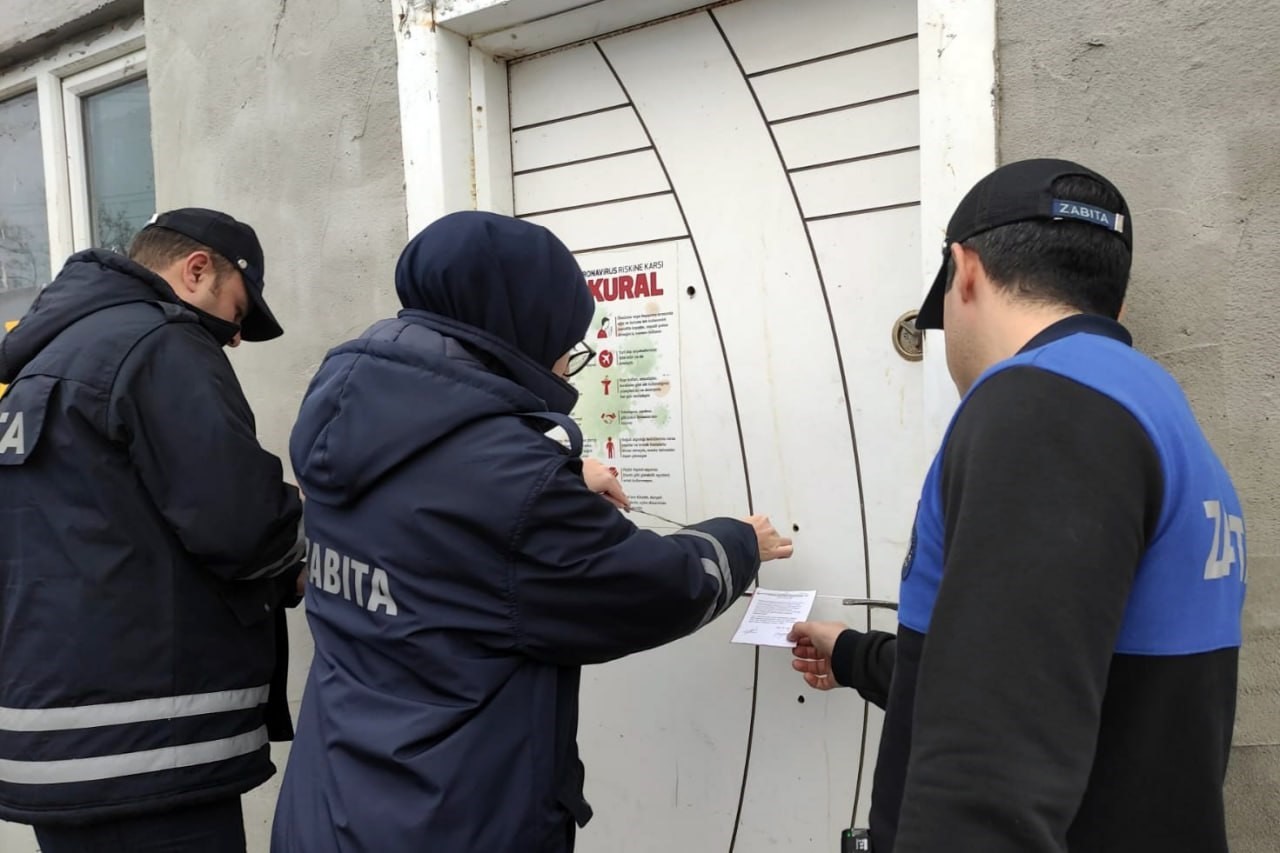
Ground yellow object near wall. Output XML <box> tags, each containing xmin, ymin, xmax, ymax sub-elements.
<box><xmin>0</xmin><ymin>320</ymin><xmax>17</xmax><ymax>399</ymax></box>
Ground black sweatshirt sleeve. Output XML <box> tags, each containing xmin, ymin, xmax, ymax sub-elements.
<box><xmin>893</xmin><ymin>366</ymin><xmax>1162</xmax><ymax>853</ymax></box>
<box><xmin>831</xmin><ymin>629</ymin><xmax>897</xmax><ymax>707</ymax></box>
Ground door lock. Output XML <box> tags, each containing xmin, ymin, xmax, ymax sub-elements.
<box><xmin>892</xmin><ymin>310</ymin><xmax>923</xmax><ymax>362</ymax></box>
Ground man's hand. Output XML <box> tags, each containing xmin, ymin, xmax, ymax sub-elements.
<box><xmin>744</xmin><ymin>515</ymin><xmax>794</xmax><ymax>562</ymax></box>
<box><xmin>582</xmin><ymin>458</ymin><xmax>631</xmax><ymax>510</ymax></box>
<box><xmin>788</xmin><ymin>621</ymin><xmax>848</xmax><ymax>690</ymax></box>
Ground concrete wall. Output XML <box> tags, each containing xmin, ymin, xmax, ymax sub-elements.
<box><xmin>0</xmin><ymin>0</ymin><xmax>142</xmax><ymax>67</ymax></box>
<box><xmin>144</xmin><ymin>0</ymin><xmax>407</xmax><ymax>847</ymax></box>
<box><xmin>998</xmin><ymin>0</ymin><xmax>1280</xmax><ymax>848</ymax></box>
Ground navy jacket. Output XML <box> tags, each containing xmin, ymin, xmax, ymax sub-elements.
<box><xmin>0</xmin><ymin>251</ymin><xmax>304</xmax><ymax>825</ymax></box>
<box><xmin>273</xmin><ymin>213</ymin><xmax>760</xmax><ymax>853</ymax></box>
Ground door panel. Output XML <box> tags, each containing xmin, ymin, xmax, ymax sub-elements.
<box><xmin>508</xmin><ymin>3</ymin><xmax>924</xmax><ymax>849</ymax></box>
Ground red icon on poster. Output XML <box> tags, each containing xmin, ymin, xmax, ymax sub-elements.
<box><xmin>597</xmin><ymin>350</ymin><xmax>614</xmax><ymax>369</ymax></box>
<box><xmin>601</xmin><ymin>378</ymin><xmax>612</xmax><ymax>396</ymax></box>
<box><xmin>606</xmin><ymin>437</ymin><xmax>615</xmax><ymax>459</ymax></box>
<box><xmin>597</xmin><ymin>317</ymin><xmax>612</xmax><ymax>339</ymax></box>
<box><xmin>608</xmin><ymin>466</ymin><xmax>620</xmax><ymax>478</ymax></box>
<box><xmin>600</xmin><ymin>412</ymin><xmax>617</xmax><ymax>424</ymax></box>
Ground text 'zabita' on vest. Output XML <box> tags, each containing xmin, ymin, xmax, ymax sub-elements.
<box><xmin>306</xmin><ymin>539</ymin><xmax>400</xmax><ymax>615</ymax></box>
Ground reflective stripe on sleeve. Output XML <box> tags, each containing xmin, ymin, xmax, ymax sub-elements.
<box><xmin>671</xmin><ymin>529</ymin><xmax>733</xmax><ymax>616</ymax></box>
<box><xmin>0</xmin><ymin>726</ymin><xmax>269</xmax><ymax>785</ymax></box>
<box><xmin>0</xmin><ymin>685</ymin><xmax>270</xmax><ymax>733</ymax></box>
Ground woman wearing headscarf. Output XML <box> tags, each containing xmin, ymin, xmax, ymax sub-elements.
<box><xmin>272</xmin><ymin>212</ymin><xmax>791</xmax><ymax>853</ymax></box>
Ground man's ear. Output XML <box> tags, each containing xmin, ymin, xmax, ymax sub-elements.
<box><xmin>949</xmin><ymin>242</ymin><xmax>984</xmax><ymax>309</ymax></box>
<box><xmin>179</xmin><ymin>251</ymin><xmax>217</xmax><ymax>295</ymax></box>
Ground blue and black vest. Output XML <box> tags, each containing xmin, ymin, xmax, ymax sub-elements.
<box><xmin>901</xmin><ymin>331</ymin><xmax>1246</xmax><ymax>654</ymax></box>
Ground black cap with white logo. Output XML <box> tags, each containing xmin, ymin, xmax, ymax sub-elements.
<box><xmin>144</xmin><ymin>208</ymin><xmax>283</xmax><ymax>341</ymax></box>
<box><xmin>917</xmin><ymin>158</ymin><xmax>1133</xmax><ymax>330</ymax></box>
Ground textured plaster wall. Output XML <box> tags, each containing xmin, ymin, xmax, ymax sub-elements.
<box><xmin>998</xmin><ymin>1</ymin><xmax>1280</xmax><ymax>847</ymax></box>
<box><xmin>0</xmin><ymin>0</ymin><xmax>142</xmax><ymax>67</ymax></box>
<box><xmin>145</xmin><ymin>0</ymin><xmax>406</xmax><ymax>847</ymax></box>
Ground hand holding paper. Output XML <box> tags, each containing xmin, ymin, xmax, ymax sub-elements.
<box><xmin>732</xmin><ymin>588</ymin><xmax>816</xmax><ymax>647</ymax></box>
<box><xmin>788</xmin><ymin>621</ymin><xmax>846</xmax><ymax>690</ymax></box>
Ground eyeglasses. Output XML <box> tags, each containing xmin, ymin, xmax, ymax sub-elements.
<box><xmin>564</xmin><ymin>341</ymin><xmax>596</xmax><ymax>378</ymax></box>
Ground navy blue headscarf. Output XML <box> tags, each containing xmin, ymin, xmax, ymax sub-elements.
<box><xmin>394</xmin><ymin>212</ymin><xmax>594</xmax><ymax>414</ymax></box>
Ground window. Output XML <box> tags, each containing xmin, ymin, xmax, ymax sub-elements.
<box><xmin>0</xmin><ymin>89</ymin><xmax>49</xmax><ymax>319</ymax></box>
<box><xmin>83</xmin><ymin>77</ymin><xmax>155</xmax><ymax>252</ymax></box>
<box><xmin>0</xmin><ymin>17</ymin><xmax>150</xmax><ymax>323</ymax></box>
<box><xmin>62</xmin><ymin>48</ymin><xmax>155</xmax><ymax>255</ymax></box>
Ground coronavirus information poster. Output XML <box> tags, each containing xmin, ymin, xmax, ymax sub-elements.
<box><xmin>571</xmin><ymin>245</ymin><xmax>686</xmax><ymax>528</ymax></box>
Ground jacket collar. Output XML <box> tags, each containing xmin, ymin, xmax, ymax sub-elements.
<box><xmin>1020</xmin><ymin>313</ymin><xmax>1132</xmax><ymax>354</ymax></box>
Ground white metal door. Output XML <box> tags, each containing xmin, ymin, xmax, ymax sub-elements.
<box><xmin>508</xmin><ymin>2</ymin><xmax>926</xmax><ymax>850</ymax></box>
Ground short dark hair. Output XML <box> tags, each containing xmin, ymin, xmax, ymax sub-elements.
<box><xmin>127</xmin><ymin>227</ymin><xmax>235</xmax><ymax>277</ymax></box>
<box><xmin>950</xmin><ymin>174</ymin><xmax>1133</xmax><ymax>318</ymax></box>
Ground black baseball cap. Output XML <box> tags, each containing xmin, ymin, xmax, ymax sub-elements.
<box><xmin>917</xmin><ymin>158</ymin><xmax>1133</xmax><ymax>330</ymax></box>
<box><xmin>144</xmin><ymin>208</ymin><xmax>283</xmax><ymax>341</ymax></box>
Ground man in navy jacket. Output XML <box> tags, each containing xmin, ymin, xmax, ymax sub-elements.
<box><xmin>272</xmin><ymin>212</ymin><xmax>792</xmax><ymax>853</ymax></box>
<box><xmin>0</xmin><ymin>209</ymin><xmax>305</xmax><ymax>852</ymax></box>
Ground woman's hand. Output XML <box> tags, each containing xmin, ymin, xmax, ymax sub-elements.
<box><xmin>582</xmin><ymin>458</ymin><xmax>631</xmax><ymax>511</ymax></box>
<box><xmin>744</xmin><ymin>514</ymin><xmax>794</xmax><ymax>562</ymax></box>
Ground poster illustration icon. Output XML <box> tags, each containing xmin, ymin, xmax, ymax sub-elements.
<box><xmin>597</xmin><ymin>349</ymin><xmax>615</xmax><ymax>369</ymax></box>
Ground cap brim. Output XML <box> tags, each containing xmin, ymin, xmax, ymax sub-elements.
<box><xmin>916</xmin><ymin>260</ymin><xmax>947</xmax><ymax>331</ymax></box>
<box><xmin>238</xmin><ymin>277</ymin><xmax>283</xmax><ymax>342</ymax></box>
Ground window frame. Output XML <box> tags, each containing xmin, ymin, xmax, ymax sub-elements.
<box><xmin>62</xmin><ymin>49</ymin><xmax>150</xmax><ymax>253</ymax></box>
<box><xmin>0</xmin><ymin>16</ymin><xmax>147</xmax><ymax>278</ymax></box>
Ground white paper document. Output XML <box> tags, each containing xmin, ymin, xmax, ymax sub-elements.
<box><xmin>731</xmin><ymin>588</ymin><xmax>817</xmax><ymax>648</ymax></box>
